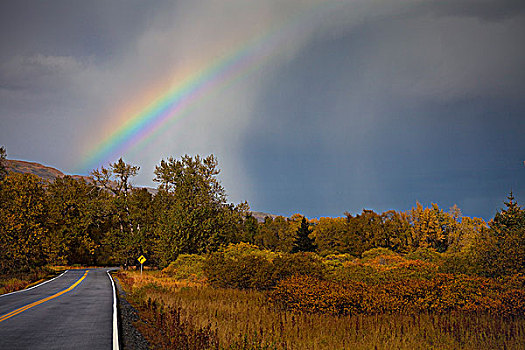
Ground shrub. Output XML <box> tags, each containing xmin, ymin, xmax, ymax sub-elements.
<box><xmin>273</xmin><ymin>252</ymin><xmax>326</xmax><ymax>281</ymax></box>
<box><xmin>221</xmin><ymin>242</ymin><xmax>280</xmax><ymax>261</ymax></box>
<box><xmin>438</xmin><ymin>252</ymin><xmax>477</xmax><ymax>275</ymax></box>
<box><xmin>270</xmin><ymin>275</ymin><xmax>368</xmax><ymax>315</ymax></box>
<box><xmin>163</xmin><ymin>254</ymin><xmax>205</xmax><ymax>280</ymax></box>
<box><xmin>203</xmin><ymin>244</ymin><xmax>327</xmax><ymax>290</ymax></box>
<box><xmin>270</xmin><ymin>273</ymin><xmax>525</xmax><ymax>316</ymax></box>
<box><xmin>204</xmin><ymin>252</ymin><xmax>275</xmax><ymax>290</ymax></box>
<box><xmin>380</xmin><ymin>260</ymin><xmax>438</xmax><ymax>282</ymax></box>
<box><xmin>330</xmin><ymin>263</ymin><xmax>379</xmax><ymax>284</ymax></box>
<box><xmin>322</xmin><ymin>254</ymin><xmax>355</xmax><ymax>266</ymax></box>
<box><xmin>405</xmin><ymin>247</ymin><xmax>443</xmax><ymax>263</ymax></box>
<box><xmin>361</xmin><ymin>247</ymin><xmax>399</xmax><ymax>261</ymax></box>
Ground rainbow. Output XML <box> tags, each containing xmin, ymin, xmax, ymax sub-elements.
<box><xmin>79</xmin><ymin>3</ymin><xmax>337</xmax><ymax>173</ymax></box>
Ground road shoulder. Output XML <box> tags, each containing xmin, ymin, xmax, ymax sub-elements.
<box><xmin>112</xmin><ymin>274</ymin><xmax>150</xmax><ymax>350</ymax></box>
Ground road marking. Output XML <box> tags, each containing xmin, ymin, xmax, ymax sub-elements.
<box><xmin>0</xmin><ymin>270</ymin><xmax>68</xmax><ymax>298</ymax></box>
<box><xmin>0</xmin><ymin>271</ymin><xmax>88</xmax><ymax>323</ymax></box>
<box><xmin>107</xmin><ymin>270</ymin><xmax>120</xmax><ymax>350</ymax></box>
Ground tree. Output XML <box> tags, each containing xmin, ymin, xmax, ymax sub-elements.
<box><xmin>128</xmin><ymin>188</ymin><xmax>155</xmax><ymax>263</ymax></box>
<box><xmin>256</xmin><ymin>216</ymin><xmax>292</xmax><ymax>252</ymax></box>
<box><xmin>91</xmin><ymin>158</ymin><xmax>141</xmax><ymax>266</ymax></box>
<box><xmin>344</xmin><ymin>210</ymin><xmax>381</xmax><ymax>255</ymax></box>
<box><xmin>486</xmin><ymin>192</ymin><xmax>525</xmax><ymax>275</ymax></box>
<box><xmin>153</xmin><ymin>155</ymin><xmax>242</xmax><ymax>266</ymax></box>
<box><xmin>291</xmin><ymin>217</ymin><xmax>317</xmax><ymax>253</ymax></box>
<box><xmin>312</xmin><ymin>217</ymin><xmax>345</xmax><ymax>256</ymax></box>
<box><xmin>380</xmin><ymin>210</ymin><xmax>412</xmax><ymax>253</ymax></box>
<box><xmin>240</xmin><ymin>213</ymin><xmax>259</xmax><ymax>244</ymax></box>
<box><xmin>46</xmin><ymin>176</ymin><xmax>111</xmax><ymax>265</ymax></box>
<box><xmin>0</xmin><ymin>173</ymin><xmax>49</xmax><ymax>273</ymax></box>
<box><xmin>0</xmin><ymin>146</ymin><xmax>7</xmax><ymax>181</ymax></box>
<box><xmin>409</xmin><ymin>203</ymin><xmax>452</xmax><ymax>252</ymax></box>
<box><xmin>492</xmin><ymin>192</ymin><xmax>524</xmax><ymax>233</ymax></box>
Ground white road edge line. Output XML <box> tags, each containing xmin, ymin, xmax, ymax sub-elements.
<box><xmin>0</xmin><ymin>270</ymin><xmax>69</xmax><ymax>298</ymax></box>
<box><xmin>107</xmin><ymin>270</ymin><xmax>120</xmax><ymax>350</ymax></box>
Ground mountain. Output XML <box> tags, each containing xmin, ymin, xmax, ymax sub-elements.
<box><xmin>249</xmin><ymin>211</ymin><xmax>281</xmax><ymax>222</ymax></box>
<box><xmin>5</xmin><ymin>159</ymin><xmax>160</xmax><ymax>195</ymax></box>
<box><xmin>5</xmin><ymin>159</ymin><xmax>90</xmax><ymax>182</ymax></box>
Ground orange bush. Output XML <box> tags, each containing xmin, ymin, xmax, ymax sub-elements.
<box><xmin>270</xmin><ymin>274</ymin><xmax>525</xmax><ymax>316</ymax></box>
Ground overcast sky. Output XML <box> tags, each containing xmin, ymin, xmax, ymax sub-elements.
<box><xmin>0</xmin><ymin>0</ymin><xmax>524</xmax><ymax>220</ymax></box>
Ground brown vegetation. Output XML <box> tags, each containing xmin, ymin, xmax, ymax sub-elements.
<box><xmin>117</xmin><ymin>269</ymin><xmax>525</xmax><ymax>349</ymax></box>
<box><xmin>0</xmin><ymin>268</ymin><xmax>54</xmax><ymax>295</ymax></box>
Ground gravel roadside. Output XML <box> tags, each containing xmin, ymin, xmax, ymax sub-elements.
<box><xmin>113</xmin><ymin>275</ymin><xmax>150</xmax><ymax>350</ymax></box>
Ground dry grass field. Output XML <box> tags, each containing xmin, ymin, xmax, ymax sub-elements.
<box><xmin>116</xmin><ymin>270</ymin><xmax>525</xmax><ymax>350</ymax></box>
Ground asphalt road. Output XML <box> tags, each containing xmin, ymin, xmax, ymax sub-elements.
<box><xmin>0</xmin><ymin>268</ymin><xmax>118</xmax><ymax>350</ymax></box>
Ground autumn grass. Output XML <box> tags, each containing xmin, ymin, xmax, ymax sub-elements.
<box><xmin>0</xmin><ymin>267</ymin><xmax>55</xmax><ymax>295</ymax></box>
<box><xmin>0</xmin><ymin>265</ymin><xmax>104</xmax><ymax>295</ymax></box>
<box><xmin>116</xmin><ymin>270</ymin><xmax>525</xmax><ymax>350</ymax></box>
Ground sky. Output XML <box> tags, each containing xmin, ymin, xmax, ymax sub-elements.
<box><xmin>0</xmin><ymin>0</ymin><xmax>524</xmax><ymax>220</ymax></box>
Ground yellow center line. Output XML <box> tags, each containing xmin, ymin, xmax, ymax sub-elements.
<box><xmin>0</xmin><ymin>271</ymin><xmax>89</xmax><ymax>323</ymax></box>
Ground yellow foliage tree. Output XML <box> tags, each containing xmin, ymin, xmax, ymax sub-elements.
<box><xmin>0</xmin><ymin>173</ymin><xmax>50</xmax><ymax>273</ymax></box>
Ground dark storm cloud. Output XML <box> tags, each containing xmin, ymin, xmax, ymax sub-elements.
<box><xmin>415</xmin><ymin>0</ymin><xmax>525</xmax><ymax>21</ymax></box>
<box><xmin>241</xmin><ymin>1</ymin><xmax>525</xmax><ymax>219</ymax></box>
<box><xmin>0</xmin><ymin>0</ymin><xmax>159</xmax><ymax>59</ymax></box>
<box><xmin>0</xmin><ymin>0</ymin><xmax>523</xmax><ymax>220</ymax></box>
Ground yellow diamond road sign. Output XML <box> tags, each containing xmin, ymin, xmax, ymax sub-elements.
<box><xmin>138</xmin><ymin>255</ymin><xmax>146</xmax><ymax>264</ymax></box>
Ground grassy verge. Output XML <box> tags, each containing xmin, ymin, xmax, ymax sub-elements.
<box><xmin>116</xmin><ymin>270</ymin><xmax>525</xmax><ymax>349</ymax></box>
<box><xmin>0</xmin><ymin>267</ymin><xmax>57</xmax><ymax>295</ymax></box>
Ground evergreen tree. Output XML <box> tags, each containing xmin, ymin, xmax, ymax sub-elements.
<box><xmin>291</xmin><ymin>217</ymin><xmax>317</xmax><ymax>253</ymax></box>
<box><xmin>492</xmin><ymin>192</ymin><xmax>524</xmax><ymax>233</ymax></box>
<box><xmin>474</xmin><ymin>192</ymin><xmax>525</xmax><ymax>276</ymax></box>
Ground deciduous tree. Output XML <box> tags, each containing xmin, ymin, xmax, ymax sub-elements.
<box><xmin>153</xmin><ymin>155</ymin><xmax>242</xmax><ymax>266</ymax></box>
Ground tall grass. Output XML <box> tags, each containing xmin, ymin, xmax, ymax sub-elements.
<box><xmin>0</xmin><ymin>268</ymin><xmax>53</xmax><ymax>295</ymax></box>
<box><xmin>117</xmin><ymin>270</ymin><xmax>525</xmax><ymax>349</ymax></box>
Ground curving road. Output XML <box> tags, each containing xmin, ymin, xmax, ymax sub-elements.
<box><xmin>0</xmin><ymin>268</ymin><xmax>118</xmax><ymax>350</ymax></box>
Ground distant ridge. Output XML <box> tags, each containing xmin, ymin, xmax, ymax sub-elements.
<box><xmin>5</xmin><ymin>159</ymin><xmax>92</xmax><ymax>183</ymax></box>
<box><xmin>249</xmin><ymin>211</ymin><xmax>281</xmax><ymax>222</ymax></box>
<box><xmin>6</xmin><ymin>159</ymin><xmax>154</xmax><ymax>195</ymax></box>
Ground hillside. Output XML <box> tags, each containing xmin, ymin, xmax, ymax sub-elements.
<box><xmin>5</xmin><ymin>159</ymin><xmax>92</xmax><ymax>182</ymax></box>
<box><xmin>249</xmin><ymin>211</ymin><xmax>281</xmax><ymax>222</ymax></box>
<box><xmin>6</xmin><ymin>159</ymin><xmax>152</xmax><ymax>194</ymax></box>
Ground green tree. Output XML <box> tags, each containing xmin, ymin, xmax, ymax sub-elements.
<box><xmin>484</xmin><ymin>192</ymin><xmax>525</xmax><ymax>276</ymax></box>
<box><xmin>153</xmin><ymin>155</ymin><xmax>242</xmax><ymax>266</ymax></box>
<box><xmin>291</xmin><ymin>217</ymin><xmax>317</xmax><ymax>253</ymax></box>
<box><xmin>128</xmin><ymin>188</ymin><xmax>155</xmax><ymax>263</ymax></box>
<box><xmin>344</xmin><ymin>210</ymin><xmax>381</xmax><ymax>255</ymax></box>
<box><xmin>240</xmin><ymin>213</ymin><xmax>259</xmax><ymax>244</ymax></box>
<box><xmin>46</xmin><ymin>176</ymin><xmax>111</xmax><ymax>265</ymax></box>
<box><xmin>91</xmin><ymin>158</ymin><xmax>141</xmax><ymax>266</ymax></box>
<box><xmin>380</xmin><ymin>210</ymin><xmax>412</xmax><ymax>253</ymax></box>
<box><xmin>256</xmin><ymin>216</ymin><xmax>293</xmax><ymax>252</ymax></box>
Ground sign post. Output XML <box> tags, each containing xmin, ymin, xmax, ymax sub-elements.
<box><xmin>137</xmin><ymin>255</ymin><xmax>147</xmax><ymax>275</ymax></box>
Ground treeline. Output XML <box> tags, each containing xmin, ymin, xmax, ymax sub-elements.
<box><xmin>242</xmin><ymin>196</ymin><xmax>524</xmax><ymax>278</ymax></box>
<box><xmin>0</xmin><ymin>145</ymin><xmax>524</xmax><ymax>279</ymax></box>
<box><xmin>0</xmin><ymin>148</ymin><xmax>248</xmax><ymax>273</ymax></box>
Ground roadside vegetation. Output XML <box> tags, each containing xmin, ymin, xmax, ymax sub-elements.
<box><xmin>1</xmin><ymin>145</ymin><xmax>525</xmax><ymax>348</ymax></box>
<box><xmin>116</xmin><ymin>248</ymin><xmax>525</xmax><ymax>349</ymax></box>
<box><xmin>0</xmin><ymin>268</ymin><xmax>53</xmax><ymax>295</ymax></box>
